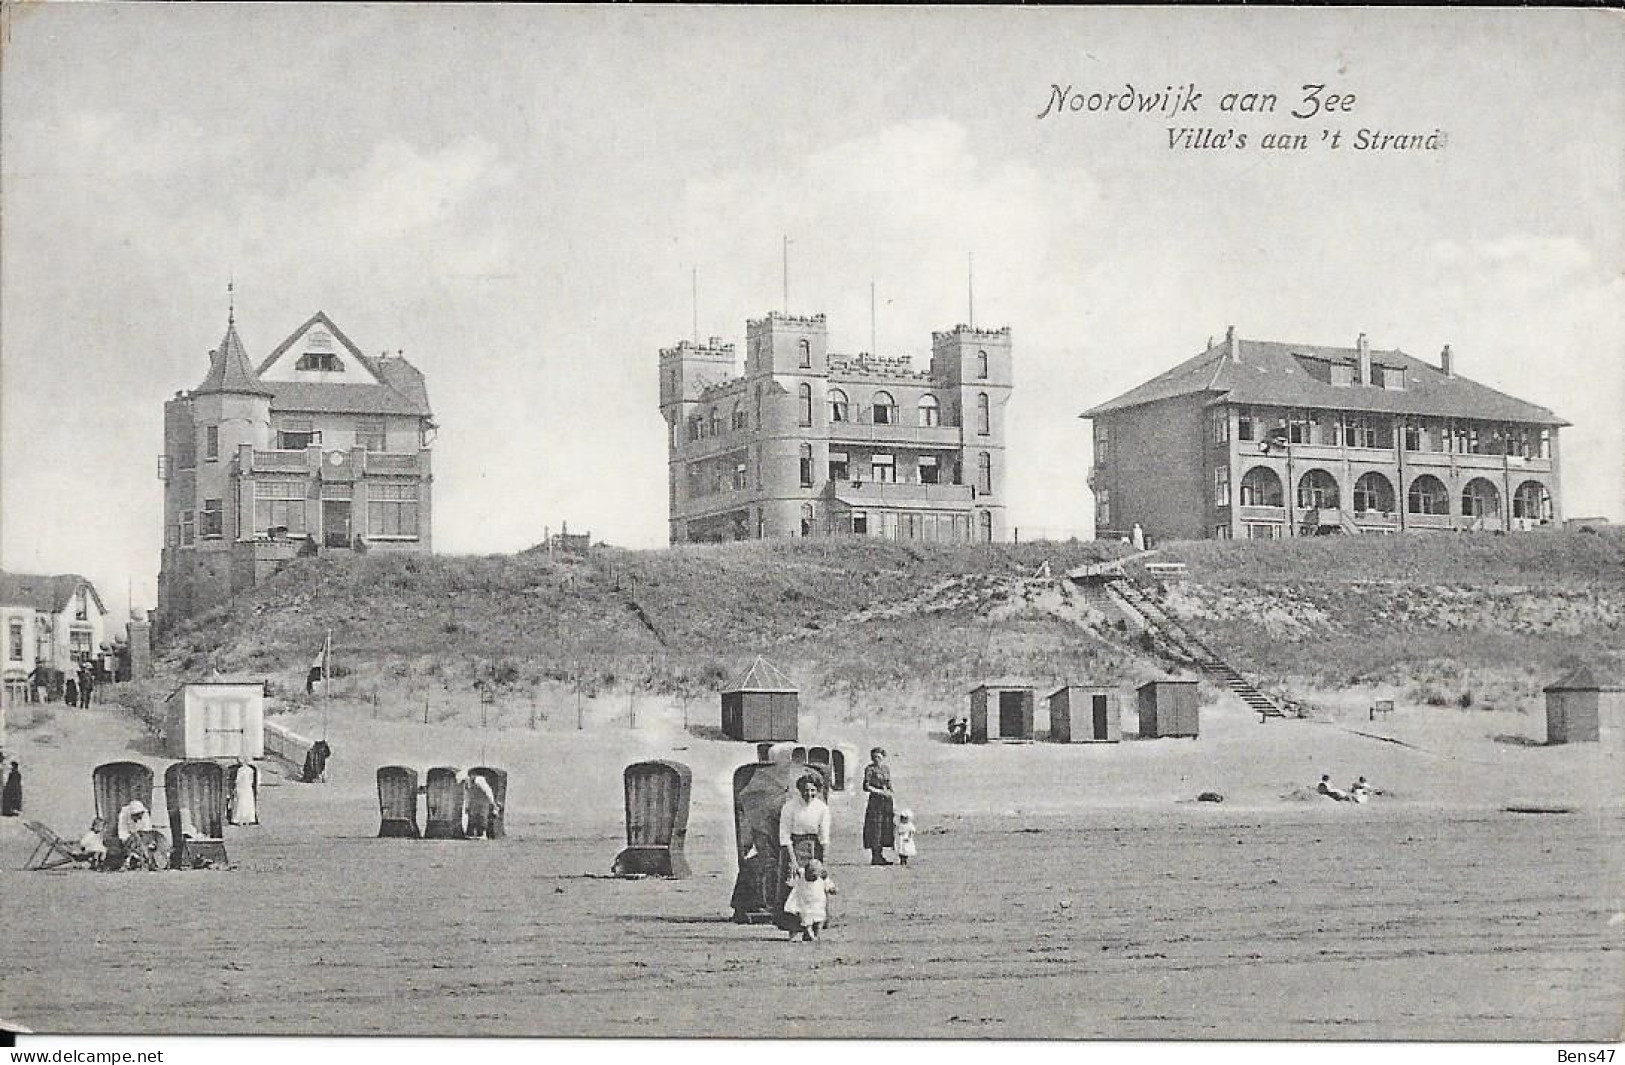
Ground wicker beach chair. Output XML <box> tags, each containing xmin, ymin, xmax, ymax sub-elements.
<box><xmin>423</xmin><ymin>767</ymin><xmax>466</xmax><ymax>840</ymax></box>
<box><xmin>376</xmin><ymin>766</ymin><xmax>421</xmax><ymax>838</ymax></box>
<box><xmin>466</xmin><ymin>767</ymin><xmax>508</xmax><ymax>839</ymax></box>
<box><xmin>612</xmin><ymin>760</ymin><xmax>692</xmax><ymax>879</ymax></box>
<box><xmin>92</xmin><ymin>761</ymin><xmax>154</xmax><ymax>846</ymax></box>
<box><xmin>165</xmin><ymin>761</ymin><xmax>229</xmax><ymax>869</ymax></box>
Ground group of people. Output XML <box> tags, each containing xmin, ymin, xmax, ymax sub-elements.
<box><xmin>1317</xmin><ymin>774</ymin><xmax>1372</xmax><ymax>804</ymax></box>
<box><xmin>26</xmin><ymin>659</ymin><xmax>102</xmax><ymax>707</ymax></box>
<box><xmin>945</xmin><ymin>716</ymin><xmax>970</xmax><ymax>744</ymax></box>
<box><xmin>768</xmin><ymin>747</ymin><xmax>920</xmax><ymax>943</ymax></box>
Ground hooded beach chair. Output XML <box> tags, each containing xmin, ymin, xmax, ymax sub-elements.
<box><xmin>728</xmin><ymin>760</ymin><xmax>828</xmax><ymax>923</ymax></box>
<box><xmin>376</xmin><ymin>766</ymin><xmax>421</xmax><ymax>838</ymax></box>
<box><xmin>612</xmin><ymin>760</ymin><xmax>692</xmax><ymax>879</ymax></box>
<box><xmin>22</xmin><ymin>821</ymin><xmax>92</xmax><ymax>871</ymax></box>
<box><xmin>423</xmin><ymin>767</ymin><xmax>466</xmax><ymax>840</ymax></box>
<box><xmin>92</xmin><ymin>761</ymin><xmax>154</xmax><ymax>847</ymax></box>
<box><xmin>466</xmin><ymin>767</ymin><xmax>508</xmax><ymax>839</ymax></box>
<box><xmin>165</xmin><ymin>761</ymin><xmax>229</xmax><ymax>869</ymax></box>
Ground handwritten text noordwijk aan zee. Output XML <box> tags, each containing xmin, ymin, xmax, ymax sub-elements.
<box><xmin>1036</xmin><ymin>83</ymin><xmax>1447</xmax><ymax>153</ymax></box>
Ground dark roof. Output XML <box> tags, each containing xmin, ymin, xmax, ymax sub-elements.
<box><xmin>723</xmin><ymin>656</ymin><xmax>798</xmax><ymax>693</ymax></box>
<box><xmin>1083</xmin><ymin>335</ymin><xmax>1567</xmax><ymax>426</ymax></box>
<box><xmin>1543</xmin><ymin>664</ymin><xmax>1624</xmax><ymax>693</ymax></box>
<box><xmin>195</xmin><ymin>319</ymin><xmax>275</xmax><ymax>397</ymax></box>
<box><xmin>254</xmin><ymin>311</ymin><xmax>433</xmax><ymax>417</ymax></box>
<box><xmin>0</xmin><ymin>572</ymin><xmax>106</xmax><ymax>615</ymax></box>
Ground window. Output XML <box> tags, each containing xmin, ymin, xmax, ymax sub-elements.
<box><xmin>1403</xmin><ymin>422</ymin><xmax>1422</xmax><ymax>452</ymax></box>
<box><xmin>918</xmin><ymin>455</ymin><xmax>940</xmax><ymax>485</ymax></box>
<box><xmin>1214</xmin><ymin>525</ymin><xmax>1232</xmax><ymax>540</ymax></box>
<box><xmin>1353</xmin><ymin>472</ymin><xmax>1395</xmax><ymax>514</ymax></box>
<box><xmin>1247</xmin><ymin>524</ymin><xmax>1280</xmax><ymax>540</ymax></box>
<box><xmin>852</xmin><ymin>511</ymin><xmax>869</xmax><ymax>536</ymax></box>
<box><xmin>977</xmin><ymin>452</ymin><xmax>993</xmax><ymax>495</ymax></box>
<box><xmin>733</xmin><ymin>402</ymin><xmax>747</xmax><ymax>432</ymax></box>
<box><xmin>1405</xmin><ymin>475</ymin><xmax>1447</xmax><ymax>516</ymax></box>
<box><xmin>1210</xmin><ymin>409</ymin><xmax>1229</xmax><ymax>444</ymax></box>
<box><xmin>976</xmin><ymin>393</ymin><xmax>990</xmax><ymax>435</ymax></box>
<box><xmin>1330</xmin><ymin>363</ymin><xmax>1353</xmax><ymax>387</ymax></box>
<box><xmin>367</xmin><ymin>482</ymin><xmax>419</xmax><ymax>538</ymax></box>
<box><xmin>296</xmin><ymin>351</ymin><xmax>343</xmax><ymax>372</ymax></box>
<box><xmin>978</xmin><ymin>510</ymin><xmax>993</xmax><ymax>543</ymax></box>
<box><xmin>801</xmin><ymin>503</ymin><xmax>815</xmax><ymax>537</ymax></box>
<box><xmin>1379</xmin><ymin>365</ymin><xmax>1405</xmax><ymax>391</ymax></box>
<box><xmin>976</xmin><ymin>351</ymin><xmax>988</xmax><ymax>379</ymax></box>
<box><xmin>918</xmin><ymin>394</ymin><xmax>940</xmax><ymax>428</ymax></box>
<box><xmin>8</xmin><ymin>620</ymin><xmax>22</xmax><ymax>662</ymax></box>
<box><xmin>201</xmin><ymin>499</ymin><xmax>224</xmax><ymax>539</ymax></box>
<box><xmin>754</xmin><ymin>386</ymin><xmax>763</xmax><ymax>430</ymax></box>
<box><xmin>799</xmin><ymin>339</ymin><xmax>811</xmax><ymax>368</ymax></box>
<box><xmin>798</xmin><ymin>384</ymin><xmax>813</xmax><ymax>427</ymax></box>
<box><xmin>687</xmin><ymin>415</ymin><xmax>703</xmax><ymax>443</ymax></box>
<box><xmin>872</xmin><ymin>392</ymin><xmax>896</xmax><ymax>426</ymax></box>
<box><xmin>1236</xmin><ymin>409</ymin><xmax>1255</xmax><ymax>443</ymax></box>
<box><xmin>1093</xmin><ymin>424</ymin><xmax>1109</xmax><ymax>466</ymax></box>
<box><xmin>1462</xmin><ymin>478</ymin><xmax>1500</xmax><ymax>518</ymax></box>
<box><xmin>687</xmin><ymin>464</ymin><xmax>701</xmax><ymax>496</ymax></box>
<box><xmin>1286</xmin><ymin>412</ymin><xmax>1312</xmax><ymax>445</ymax></box>
<box><xmin>74</xmin><ymin>591</ymin><xmax>88</xmax><ymax>621</ymax></box>
<box><xmin>1213</xmin><ymin>465</ymin><xmax>1231</xmax><ymax>508</ymax></box>
<box><xmin>828</xmin><ymin>389</ymin><xmax>849</xmax><ymax>423</ymax></box>
<box><xmin>1513</xmin><ymin>480</ymin><xmax>1552</xmax><ymax>521</ymax></box>
<box><xmin>356</xmin><ymin>420</ymin><xmax>386</xmax><ymax>452</ymax></box>
<box><xmin>733</xmin><ymin>463</ymin><xmax>748</xmax><ymax>491</ymax></box>
<box><xmin>1340</xmin><ymin>415</ymin><xmax>1381</xmax><ymax>449</ymax></box>
<box><xmin>872</xmin><ymin>455</ymin><xmax>896</xmax><ymax>483</ymax></box>
<box><xmin>205</xmin><ymin>425</ymin><xmax>219</xmax><ymax>461</ymax></box>
<box><xmin>255</xmin><ymin>480</ymin><xmax>308</xmax><ymax>537</ymax></box>
<box><xmin>1239</xmin><ymin>466</ymin><xmax>1283</xmax><ymax>508</ymax></box>
<box><xmin>1097</xmin><ymin>489</ymin><xmax>1111</xmax><ymax>527</ymax></box>
<box><xmin>1297</xmin><ymin>470</ymin><xmax>1340</xmax><ymax>511</ymax></box>
<box><xmin>799</xmin><ymin>444</ymin><xmax>814</xmax><ymax>487</ymax></box>
<box><xmin>709</xmin><ymin>409</ymin><xmax>721</xmax><ymax>438</ymax></box>
<box><xmin>278</xmin><ymin>420</ymin><xmax>320</xmax><ymax>450</ymax></box>
<box><xmin>180</xmin><ymin>511</ymin><xmax>195</xmax><ymax>546</ymax></box>
<box><xmin>828</xmin><ymin>453</ymin><xmax>849</xmax><ymax>481</ymax></box>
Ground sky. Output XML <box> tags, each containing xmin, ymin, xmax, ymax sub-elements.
<box><xmin>3</xmin><ymin>6</ymin><xmax>1622</xmax><ymax>623</ymax></box>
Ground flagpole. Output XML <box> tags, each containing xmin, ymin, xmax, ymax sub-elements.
<box><xmin>322</xmin><ymin>627</ymin><xmax>331</xmax><ymax>741</ymax></box>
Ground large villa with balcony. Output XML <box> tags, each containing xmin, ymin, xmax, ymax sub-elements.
<box><xmin>1083</xmin><ymin>328</ymin><xmax>1565</xmax><ymax>542</ymax></box>
<box><xmin>659</xmin><ymin>311</ymin><xmax>1013</xmax><ymax>544</ymax></box>
<box><xmin>156</xmin><ymin>311</ymin><xmax>434</xmax><ymax>630</ymax></box>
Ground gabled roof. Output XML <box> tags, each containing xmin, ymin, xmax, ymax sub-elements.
<box><xmin>1543</xmin><ymin>663</ymin><xmax>1624</xmax><ymax>693</ymax></box>
<box><xmin>195</xmin><ymin>319</ymin><xmax>275</xmax><ymax>397</ymax></box>
<box><xmin>1083</xmin><ymin>335</ymin><xmax>1567</xmax><ymax>426</ymax></box>
<box><xmin>723</xmin><ymin>655</ymin><xmax>798</xmax><ymax>693</ymax></box>
<box><xmin>254</xmin><ymin>311</ymin><xmax>433</xmax><ymax>417</ymax></box>
<box><xmin>0</xmin><ymin>572</ymin><xmax>107</xmax><ymax>615</ymax></box>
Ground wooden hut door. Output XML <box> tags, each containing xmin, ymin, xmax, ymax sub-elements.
<box><xmin>204</xmin><ymin>698</ymin><xmax>245</xmax><ymax>758</ymax></box>
<box><xmin>999</xmin><ymin>692</ymin><xmax>1025</xmax><ymax>738</ymax></box>
<box><xmin>1092</xmin><ymin>695</ymin><xmax>1109</xmax><ymax>741</ymax></box>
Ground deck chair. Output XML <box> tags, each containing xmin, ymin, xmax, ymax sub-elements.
<box><xmin>23</xmin><ymin>821</ymin><xmax>92</xmax><ymax>871</ymax></box>
<box><xmin>423</xmin><ymin>767</ymin><xmax>466</xmax><ymax>840</ymax></box>
<box><xmin>165</xmin><ymin>761</ymin><xmax>229</xmax><ymax>869</ymax></box>
<box><xmin>613</xmin><ymin>760</ymin><xmax>692</xmax><ymax>879</ymax></box>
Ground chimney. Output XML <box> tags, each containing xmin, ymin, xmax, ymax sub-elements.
<box><xmin>1356</xmin><ymin>333</ymin><xmax>1372</xmax><ymax>386</ymax></box>
<box><xmin>1225</xmin><ymin>325</ymin><xmax>1239</xmax><ymax>361</ymax></box>
<box><xmin>1440</xmin><ymin>344</ymin><xmax>1454</xmax><ymax>377</ymax></box>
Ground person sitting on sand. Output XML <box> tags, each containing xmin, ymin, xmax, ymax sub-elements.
<box><xmin>1316</xmin><ymin>774</ymin><xmax>1351</xmax><ymax>802</ymax></box>
<box><xmin>76</xmin><ymin>817</ymin><xmax>109</xmax><ymax>870</ymax></box>
<box><xmin>1348</xmin><ymin>776</ymin><xmax>1371</xmax><ymax>804</ymax></box>
<box><xmin>116</xmin><ymin>799</ymin><xmax>167</xmax><ymax>871</ymax></box>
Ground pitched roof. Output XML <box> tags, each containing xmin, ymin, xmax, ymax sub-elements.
<box><xmin>254</xmin><ymin>311</ymin><xmax>433</xmax><ymax>417</ymax></box>
<box><xmin>195</xmin><ymin>319</ymin><xmax>275</xmax><ymax>397</ymax></box>
<box><xmin>1083</xmin><ymin>335</ymin><xmax>1567</xmax><ymax>426</ymax></box>
<box><xmin>723</xmin><ymin>655</ymin><xmax>799</xmax><ymax>693</ymax></box>
<box><xmin>1543</xmin><ymin>663</ymin><xmax>1624</xmax><ymax>693</ymax></box>
<box><xmin>0</xmin><ymin>572</ymin><xmax>106</xmax><ymax>615</ymax></box>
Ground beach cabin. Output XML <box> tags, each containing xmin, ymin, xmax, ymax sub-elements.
<box><xmin>1544</xmin><ymin>664</ymin><xmax>1625</xmax><ymax>745</ymax></box>
<box><xmin>164</xmin><ymin>679</ymin><xmax>266</xmax><ymax>760</ymax></box>
<box><xmin>1136</xmin><ymin>678</ymin><xmax>1201</xmax><ymax>739</ymax></box>
<box><xmin>969</xmin><ymin>682</ymin><xmax>1036</xmax><ymax>742</ymax></box>
<box><xmin>1048</xmin><ymin>685</ymin><xmax>1121</xmax><ymax>743</ymax></box>
<box><xmin>721</xmin><ymin>656</ymin><xmax>800</xmax><ymax>742</ymax></box>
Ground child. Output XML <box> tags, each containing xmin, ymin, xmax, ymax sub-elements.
<box><xmin>896</xmin><ymin>809</ymin><xmax>918</xmax><ymax>866</ymax></box>
<box><xmin>784</xmin><ymin>858</ymin><xmax>836</xmax><ymax>942</ymax></box>
<box><xmin>77</xmin><ymin>817</ymin><xmax>108</xmax><ymax>871</ymax></box>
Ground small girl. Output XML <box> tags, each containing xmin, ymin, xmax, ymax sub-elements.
<box><xmin>77</xmin><ymin>817</ymin><xmax>108</xmax><ymax>871</ymax></box>
<box><xmin>784</xmin><ymin>858</ymin><xmax>836</xmax><ymax>942</ymax></box>
<box><xmin>896</xmin><ymin>809</ymin><xmax>918</xmax><ymax>866</ymax></box>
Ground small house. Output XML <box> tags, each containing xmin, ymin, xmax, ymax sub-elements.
<box><xmin>1048</xmin><ymin>684</ymin><xmax>1121</xmax><ymax>743</ymax></box>
<box><xmin>721</xmin><ymin>656</ymin><xmax>799</xmax><ymax>742</ymax></box>
<box><xmin>1544</xmin><ymin>664</ymin><xmax>1624</xmax><ymax>745</ymax></box>
<box><xmin>1136</xmin><ymin>678</ymin><xmax>1200</xmax><ymax>739</ymax></box>
<box><xmin>969</xmin><ymin>681</ymin><xmax>1036</xmax><ymax>742</ymax></box>
<box><xmin>165</xmin><ymin>678</ymin><xmax>267</xmax><ymax>760</ymax></box>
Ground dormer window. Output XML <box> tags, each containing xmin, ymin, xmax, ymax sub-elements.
<box><xmin>296</xmin><ymin>352</ymin><xmax>343</xmax><ymax>372</ymax></box>
<box><xmin>1330</xmin><ymin>363</ymin><xmax>1353</xmax><ymax>387</ymax></box>
<box><xmin>278</xmin><ymin>419</ymin><xmax>320</xmax><ymax>450</ymax></box>
<box><xmin>1379</xmin><ymin>365</ymin><xmax>1406</xmax><ymax>391</ymax></box>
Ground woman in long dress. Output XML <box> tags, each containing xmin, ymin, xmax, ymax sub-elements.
<box><xmin>1</xmin><ymin>761</ymin><xmax>21</xmax><ymax>816</ymax></box>
<box><xmin>775</xmin><ymin>773</ymin><xmax>831</xmax><ymax>928</ymax></box>
<box><xmin>228</xmin><ymin>761</ymin><xmax>259</xmax><ymax>825</ymax></box>
<box><xmin>862</xmin><ymin>747</ymin><xmax>895</xmax><ymax>865</ymax></box>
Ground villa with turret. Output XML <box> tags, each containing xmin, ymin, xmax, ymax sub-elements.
<box><xmin>156</xmin><ymin>311</ymin><xmax>434</xmax><ymax>631</ymax></box>
<box><xmin>659</xmin><ymin>312</ymin><xmax>1013</xmax><ymax>544</ymax></box>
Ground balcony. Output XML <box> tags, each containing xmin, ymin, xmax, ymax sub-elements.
<box><xmin>244</xmin><ymin>447</ymin><xmax>430</xmax><ymax>477</ymax></box>
<box><xmin>1351</xmin><ymin>510</ymin><xmax>1398</xmax><ymax>529</ymax></box>
<box><xmin>1405</xmin><ymin>512</ymin><xmax>1453</xmax><ymax>529</ymax></box>
<box><xmin>827</xmin><ymin>422</ymin><xmax>964</xmax><ymax>448</ymax></box>
<box><xmin>828</xmin><ymin>481</ymin><xmax>975</xmax><ymax>507</ymax></box>
<box><xmin>1238</xmin><ymin>504</ymin><xmax>1286</xmax><ymax>523</ymax></box>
